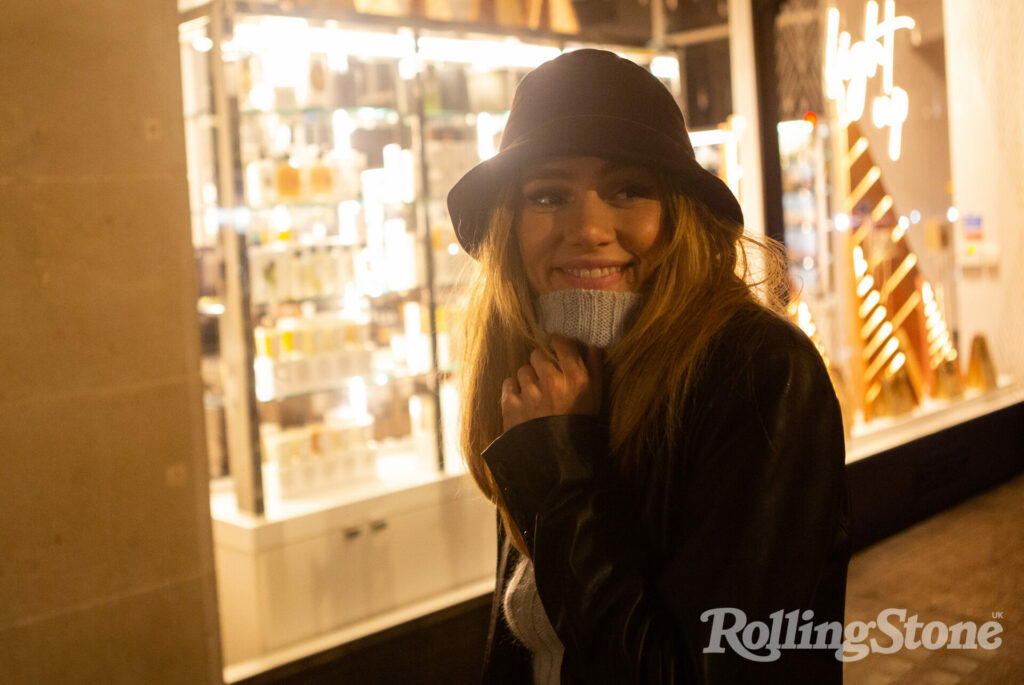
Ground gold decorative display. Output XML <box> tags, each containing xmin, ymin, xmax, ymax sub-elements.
<box><xmin>850</xmin><ymin>244</ymin><xmax>919</xmax><ymax>419</ymax></box>
<box><xmin>920</xmin><ymin>282</ymin><xmax>962</xmax><ymax>399</ymax></box>
<box><xmin>840</xmin><ymin>121</ymin><xmax>963</xmax><ymax>411</ymax></box>
<box><xmin>966</xmin><ymin>334</ymin><xmax>998</xmax><ymax>392</ymax></box>
<box><xmin>787</xmin><ymin>298</ymin><xmax>853</xmax><ymax>436</ymax></box>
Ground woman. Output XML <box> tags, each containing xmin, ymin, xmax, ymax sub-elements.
<box><xmin>447</xmin><ymin>49</ymin><xmax>849</xmax><ymax>684</ymax></box>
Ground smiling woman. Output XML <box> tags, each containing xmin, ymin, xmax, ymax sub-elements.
<box><xmin>447</xmin><ymin>49</ymin><xmax>850</xmax><ymax>685</ymax></box>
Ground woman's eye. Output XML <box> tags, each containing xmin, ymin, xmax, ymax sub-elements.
<box><xmin>523</xmin><ymin>188</ymin><xmax>568</xmax><ymax>208</ymax></box>
<box><xmin>612</xmin><ymin>184</ymin><xmax>655</xmax><ymax>201</ymax></box>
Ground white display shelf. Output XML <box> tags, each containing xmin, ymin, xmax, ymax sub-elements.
<box><xmin>211</xmin><ymin>472</ymin><xmax>497</xmax><ymax>669</ymax></box>
<box><xmin>223</xmin><ymin>577</ymin><xmax>495</xmax><ymax>684</ymax></box>
<box><xmin>845</xmin><ymin>379</ymin><xmax>1023</xmax><ymax>463</ymax></box>
<box><xmin>211</xmin><ymin>470</ymin><xmax>480</xmax><ymax>553</ymax></box>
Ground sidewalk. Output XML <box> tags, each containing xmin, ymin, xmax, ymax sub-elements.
<box><xmin>843</xmin><ymin>472</ymin><xmax>1024</xmax><ymax>684</ymax></box>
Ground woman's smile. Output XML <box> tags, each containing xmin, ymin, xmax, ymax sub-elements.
<box><xmin>555</xmin><ymin>260</ymin><xmax>634</xmax><ymax>288</ymax></box>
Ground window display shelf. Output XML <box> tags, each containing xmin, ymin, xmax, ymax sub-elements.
<box><xmin>846</xmin><ymin>380</ymin><xmax>1023</xmax><ymax>464</ymax></box>
<box><xmin>239</xmin><ymin>105</ymin><xmax>403</xmax><ymax>120</ymax></box>
<box><xmin>210</xmin><ymin>472</ymin><xmax>496</xmax><ymax>674</ymax></box>
<box><xmin>222</xmin><ymin>578</ymin><xmax>494</xmax><ymax>684</ymax></box>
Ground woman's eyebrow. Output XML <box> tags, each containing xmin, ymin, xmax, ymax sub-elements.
<box><xmin>520</xmin><ymin>167</ymin><xmax>573</xmax><ymax>183</ymax></box>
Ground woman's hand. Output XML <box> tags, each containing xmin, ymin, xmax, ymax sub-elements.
<box><xmin>501</xmin><ymin>335</ymin><xmax>603</xmax><ymax>432</ymax></box>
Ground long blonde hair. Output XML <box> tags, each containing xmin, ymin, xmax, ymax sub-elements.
<box><xmin>456</xmin><ymin>178</ymin><xmax>786</xmax><ymax>553</ymax></box>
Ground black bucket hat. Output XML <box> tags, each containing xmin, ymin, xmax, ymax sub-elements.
<box><xmin>447</xmin><ymin>48</ymin><xmax>743</xmax><ymax>257</ymax></box>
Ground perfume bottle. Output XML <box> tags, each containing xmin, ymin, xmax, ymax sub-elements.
<box><xmin>275</xmin><ymin>156</ymin><xmax>302</xmax><ymax>200</ymax></box>
<box><xmin>310</xmin><ymin>153</ymin><xmax>335</xmax><ymax>198</ymax></box>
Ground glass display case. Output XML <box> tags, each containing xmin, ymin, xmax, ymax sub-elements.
<box><xmin>180</xmin><ymin>8</ymin><xmax>680</xmax><ymax>517</ymax></box>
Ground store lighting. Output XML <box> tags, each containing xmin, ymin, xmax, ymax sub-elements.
<box><xmin>946</xmin><ymin>206</ymin><xmax>960</xmax><ymax>222</ymax></box>
<box><xmin>886</xmin><ymin>352</ymin><xmax>906</xmax><ymax>377</ymax></box>
<box><xmin>332</xmin><ymin>110</ymin><xmax>354</xmax><ymax>153</ymax></box>
<box><xmin>447</xmin><ymin>242</ymin><xmax>460</xmax><ymax>256</ymax></box>
<box><xmin>476</xmin><ymin>112</ymin><xmax>501</xmax><ymax>160</ymax></box>
<box><xmin>909</xmin><ymin>209</ymin><xmax>921</xmax><ymax>224</ymax></box>
<box><xmin>858</xmin><ymin>290</ymin><xmax>881</xmax><ymax>319</ymax></box>
<box><xmin>417</xmin><ymin>37</ymin><xmax>560</xmax><ymax>69</ymax></box>
<box><xmin>802</xmin><ymin>256</ymin><xmax>815</xmax><ymax>270</ymax></box>
<box><xmin>398</xmin><ymin>56</ymin><xmax>418</xmax><ymax>80</ymax></box>
<box><xmin>650</xmin><ymin>56</ymin><xmax>680</xmax><ymax>80</ymax></box>
<box><xmin>856</xmin><ymin>274</ymin><xmax>874</xmax><ymax>298</ymax></box>
<box><xmin>192</xmin><ymin>36</ymin><xmax>214</xmax><ymax>53</ymax></box>
<box><xmin>247</xmin><ymin>18</ymin><xmax>312</xmax><ymax>89</ymax></box>
<box><xmin>220</xmin><ymin>39</ymin><xmax>239</xmax><ymax>62</ymax></box>
<box><xmin>273</xmin><ymin>122</ymin><xmax>292</xmax><ymax>152</ymax></box>
<box><xmin>233</xmin><ymin>21</ymin><xmax>415</xmax><ymax>61</ymax></box>
<box><xmin>825</xmin><ymin>1</ymin><xmax>914</xmax><ymax>161</ymax></box>
<box><xmin>834</xmin><ymin>213</ymin><xmax>851</xmax><ymax>231</ymax></box>
<box><xmin>337</xmin><ymin>201</ymin><xmax>361</xmax><ymax>245</ymax></box>
<box><xmin>689</xmin><ymin>129</ymin><xmax>729</xmax><ymax>148</ymax></box>
<box><xmin>272</xmin><ymin>205</ymin><xmax>292</xmax><ymax>237</ymax></box>
<box><xmin>247</xmin><ymin>83</ymin><xmax>273</xmax><ymax>111</ymax></box>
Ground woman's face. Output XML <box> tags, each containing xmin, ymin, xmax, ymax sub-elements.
<box><xmin>516</xmin><ymin>156</ymin><xmax>664</xmax><ymax>295</ymax></box>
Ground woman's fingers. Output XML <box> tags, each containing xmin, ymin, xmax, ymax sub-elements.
<box><xmin>516</xmin><ymin>364</ymin><xmax>543</xmax><ymax>400</ymax></box>
<box><xmin>529</xmin><ymin>348</ymin><xmax>559</xmax><ymax>386</ymax></box>
<box><xmin>501</xmin><ymin>338</ymin><xmax>604</xmax><ymax>432</ymax></box>
<box><xmin>548</xmin><ymin>334</ymin><xmax>587</xmax><ymax>382</ymax></box>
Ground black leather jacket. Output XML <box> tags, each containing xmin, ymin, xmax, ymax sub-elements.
<box><xmin>480</xmin><ymin>306</ymin><xmax>850</xmax><ymax>684</ymax></box>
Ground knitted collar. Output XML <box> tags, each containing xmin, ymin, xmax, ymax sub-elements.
<box><xmin>536</xmin><ymin>288</ymin><xmax>643</xmax><ymax>348</ymax></box>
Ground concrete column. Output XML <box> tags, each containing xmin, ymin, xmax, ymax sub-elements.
<box><xmin>0</xmin><ymin>2</ymin><xmax>222</xmax><ymax>682</ymax></box>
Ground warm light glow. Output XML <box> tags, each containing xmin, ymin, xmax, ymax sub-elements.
<box><xmin>863</xmin><ymin>321</ymin><xmax>894</xmax><ymax>359</ymax></box>
<box><xmin>946</xmin><ymin>206</ymin><xmax>960</xmax><ymax>222</ymax></box>
<box><xmin>447</xmin><ymin>242</ymin><xmax>460</xmax><ymax>256</ymax></box>
<box><xmin>332</xmin><ymin>110</ymin><xmax>354</xmax><ymax>153</ymax></box>
<box><xmin>650</xmin><ymin>56</ymin><xmax>680</xmax><ymax>80</ymax></box>
<box><xmin>857</xmin><ymin>274</ymin><xmax>875</xmax><ymax>297</ymax></box>
<box><xmin>852</xmin><ymin>245</ymin><xmax>868</xmax><ymax>276</ymax></box>
<box><xmin>835</xmin><ymin>213</ymin><xmax>852</xmax><ymax>232</ymax></box>
<box><xmin>825</xmin><ymin>1</ymin><xmax>914</xmax><ymax>160</ymax></box>
<box><xmin>858</xmin><ymin>290</ymin><xmax>881</xmax><ymax>319</ymax></box>
<box><xmin>233</xmin><ymin>21</ymin><xmax>416</xmax><ymax>60</ymax></box>
<box><xmin>476</xmin><ymin>112</ymin><xmax>498</xmax><ymax>161</ymax></box>
<box><xmin>398</xmin><ymin>56</ymin><xmax>418</xmax><ymax>80</ymax></box>
<box><xmin>860</xmin><ymin>305</ymin><xmax>887</xmax><ymax>338</ymax></box>
<box><xmin>417</xmin><ymin>36</ymin><xmax>560</xmax><ymax>69</ymax></box>
<box><xmin>909</xmin><ymin>209</ymin><xmax>921</xmax><ymax>224</ymax></box>
<box><xmin>192</xmin><ymin>36</ymin><xmax>213</xmax><ymax>53</ymax></box>
<box><xmin>886</xmin><ymin>352</ymin><xmax>906</xmax><ymax>376</ymax></box>
<box><xmin>689</xmin><ymin>129</ymin><xmax>730</xmax><ymax>148</ymax></box>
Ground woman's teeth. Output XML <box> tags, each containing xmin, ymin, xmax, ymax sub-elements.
<box><xmin>564</xmin><ymin>265</ymin><xmax>625</xmax><ymax>278</ymax></box>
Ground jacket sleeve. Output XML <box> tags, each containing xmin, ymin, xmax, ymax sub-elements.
<box><xmin>481</xmin><ymin>336</ymin><xmax>850</xmax><ymax>684</ymax></box>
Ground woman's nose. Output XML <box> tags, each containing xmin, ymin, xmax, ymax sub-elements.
<box><xmin>562</xmin><ymin>191</ymin><xmax>615</xmax><ymax>246</ymax></box>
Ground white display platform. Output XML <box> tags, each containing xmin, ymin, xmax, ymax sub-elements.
<box><xmin>211</xmin><ymin>472</ymin><xmax>497</xmax><ymax>680</ymax></box>
<box><xmin>846</xmin><ymin>379</ymin><xmax>1023</xmax><ymax>463</ymax></box>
